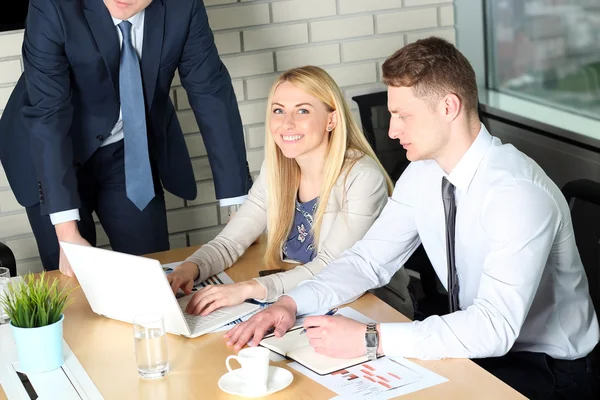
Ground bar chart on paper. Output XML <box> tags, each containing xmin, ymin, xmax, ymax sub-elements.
<box><xmin>338</xmin><ymin>361</ymin><xmax>416</xmax><ymax>390</ymax></box>
<box><xmin>291</xmin><ymin>357</ymin><xmax>424</xmax><ymax>399</ymax></box>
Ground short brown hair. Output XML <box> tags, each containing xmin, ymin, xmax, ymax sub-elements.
<box><xmin>382</xmin><ymin>37</ymin><xmax>478</xmax><ymax>115</ymax></box>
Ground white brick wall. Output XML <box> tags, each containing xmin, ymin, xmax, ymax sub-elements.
<box><xmin>0</xmin><ymin>1</ymin><xmax>455</xmax><ymax>274</ymax></box>
<box><xmin>311</xmin><ymin>16</ymin><xmax>374</xmax><ymax>42</ymax></box>
<box><xmin>244</xmin><ymin>24</ymin><xmax>308</xmax><ymax>51</ymax></box>
<box><xmin>222</xmin><ymin>52</ymin><xmax>274</xmax><ymax>78</ymax></box>
<box><xmin>0</xmin><ymin>59</ymin><xmax>22</xmax><ymax>85</ymax></box>
<box><xmin>271</xmin><ymin>0</ymin><xmax>337</xmax><ymax>23</ymax></box>
<box><xmin>214</xmin><ymin>32</ymin><xmax>242</xmax><ymax>55</ymax></box>
<box><xmin>339</xmin><ymin>0</ymin><xmax>403</xmax><ymax>14</ymax></box>
<box><xmin>0</xmin><ymin>32</ymin><xmax>23</xmax><ymax>57</ymax></box>
<box><xmin>276</xmin><ymin>44</ymin><xmax>341</xmax><ymax>71</ymax></box>
<box><xmin>0</xmin><ymin>86</ymin><xmax>13</xmax><ymax>109</ymax></box>
<box><xmin>246</xmin><ymin>75</ymin><xmax>278</xmax><ymax>100</ymax></box>
<box><xmin>376</xmin><ymin>8</ymin><xmax>438</xmax><ymax>34</ymax></box>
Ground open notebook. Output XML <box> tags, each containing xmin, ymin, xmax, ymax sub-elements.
<box><xmin>259</xmin><ymin>307</ymin><xmax>375</xmax><ymax>375</ymax></box>
<box><xmin>260</xmin><ymin>328</ymin><xmax>369</xmax><ymax>375</ymax></box>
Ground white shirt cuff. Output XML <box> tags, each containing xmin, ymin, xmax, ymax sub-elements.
<box><xmin>379</xmin><ymin>322</ymin><xmax>421</xmax><ymax>359</ymax></box>
<box><xmin>49</xmin><ymin>209</ymin><xmax>81</xmax><ymax>225</ymax></box>
<box><xmin>286</xmin><ymin>284</ymin><xmax>322</xmax><ymax>316</ymax></box>
<box><xmin>219</xmin><ymin>195</ymin><xmax>247</xmax><ymax>207</ymax></box>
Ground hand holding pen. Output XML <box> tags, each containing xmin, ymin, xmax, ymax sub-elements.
<box><xmin>300</xmin><ymin>307</ymin><xmax>338</xmax><ymax>335</ymax></box>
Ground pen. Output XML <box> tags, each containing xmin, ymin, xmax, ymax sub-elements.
<box><xmin>300</xmin><ymin>307</ymin><xmax>338</xmax><ymax>335</ymax></box>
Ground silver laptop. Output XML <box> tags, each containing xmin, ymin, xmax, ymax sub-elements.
<box><xmin>59</xmin><ymin>242</ymin><xmax>259</xmax><ymax>338</ymax></box>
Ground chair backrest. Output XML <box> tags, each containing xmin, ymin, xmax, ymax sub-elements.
<box><xmin>562</xmin><ymin>179</ymin><xmax>600</xmax><ymax>357</ymax></box>
<box><xmin>351</xmin><ymin>91</ymin><xmax>410</xmax><ymax>182</ymax></box>
<box><xmin>0</xmin><ymin>242</ymin><xmax>17</xmax><ymax>277</ymax></box>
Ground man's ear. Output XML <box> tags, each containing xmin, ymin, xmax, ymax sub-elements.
<box><xmin>441</xmin><ymin>93</ymin><xmax>461</xmax><ymax>122</ymax></box>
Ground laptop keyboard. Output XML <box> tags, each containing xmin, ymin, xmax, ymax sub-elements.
<box><xmin>176</xmin><ymin>295</ymin><xmax>259</xmax><ymax>336</ymax></box>
<box><xmin>183</xmin><ymin>309</ymin><xmax>229</xmax><ymax>331</ymax></box>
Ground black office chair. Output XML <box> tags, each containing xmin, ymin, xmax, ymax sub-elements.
<box><xmin>0</xmin><ymin>242</ymin><xmax>17</xmax><ymax>277</ymax></box>
<box><xmin>352</xmin><ymin>91</ymin><xmax>410</xmax><ymax>182</ymax></box>
<box><xmin>562</xmin><ymin>179</ymin><xmax>600</xmax><ymax>359</ymax></box>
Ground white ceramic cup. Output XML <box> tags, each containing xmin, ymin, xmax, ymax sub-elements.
<box><xmin>225</xmin><ymin>347</ymin><xmax>270</xmax><ymax>393</ymax></box>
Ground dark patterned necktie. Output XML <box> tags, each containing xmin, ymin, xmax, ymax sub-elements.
<box><xmin>442</xmin><ymin>177</ymin><xmax>460</xmax><ymax>313</ymax></box>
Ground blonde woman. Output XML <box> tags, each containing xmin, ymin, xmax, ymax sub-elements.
<box><xmin>167</xmin><ymin>66</ymin><xmax>412</xmax><ymax>317</ymax></box>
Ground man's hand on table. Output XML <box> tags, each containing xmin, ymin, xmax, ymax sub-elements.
<box><xmin>224</xmin><ymin>295</ymin><xmax>298</xmax><ymax>351</ymax></box>
<box><xmin>304</xmin><ymin>315</ymin><xmax>376</xmax><ymax>359</ymax></box>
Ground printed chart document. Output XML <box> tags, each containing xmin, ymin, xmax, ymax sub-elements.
<box><xmin>259</xmin><ymin>307</ymin><xmax>376</xmax><ymax>375</ymax></box>
<box><xmin>289</xmin><ymin>356</ymin><xmax>448</xmax><ymax>400</ymax></box>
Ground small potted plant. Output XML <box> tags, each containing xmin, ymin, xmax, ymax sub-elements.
<box><xmin>0</xmin><ymin>272</ymin><xmax>75</xmax><ymax>373</ymax></box>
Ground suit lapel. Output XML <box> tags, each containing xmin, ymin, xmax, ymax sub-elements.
<box><xmin>141</xmin><ymin>0</ymin><xmax>165</xmax><ymax>110</ymax></box>
<box><xmin>83</xmin><ymin>0</ymin><xmax>120</xmax><ymax>97</ymax></box>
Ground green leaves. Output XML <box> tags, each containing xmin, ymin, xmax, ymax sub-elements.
<box><xmin>0</xmin><ymin>272</ymin><xmax>76</xmax><ymax>328</ymax></box>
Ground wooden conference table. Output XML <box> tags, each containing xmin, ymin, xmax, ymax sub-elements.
<box><xmin>0</xmin><ymin>241</ymin><xmax>523</xmax><ymax>399</ymax></box>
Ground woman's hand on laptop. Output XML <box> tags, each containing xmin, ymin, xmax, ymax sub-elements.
<box><xmin>184</xmin><ymin>280</ymin><xmax>266</xmax><ymax>316</ymax></box>
<box><xmin>166</xmin><ymin>262</ymin><xmax>199</xmax><ymax>296</ymax></box>
<box><xmin>224</xmin><ymin>295</ymin><xmax>298</xmax><ymax>351</ymax></box>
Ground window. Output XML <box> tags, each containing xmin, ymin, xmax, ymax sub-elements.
<box><xmin>485</xmin><ymin>0</ymin><xmax>600</xmax><ymax>121</ymax></box>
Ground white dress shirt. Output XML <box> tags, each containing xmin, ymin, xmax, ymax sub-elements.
<box><xmin>50</xmin><ymin>10</ymin><xmax>244</xmax><ymax>225</ymax></box>
<box><xmin>288</xmin><ymin>124</ymin><xmax>600</xmax><ymax>361</ymax></box>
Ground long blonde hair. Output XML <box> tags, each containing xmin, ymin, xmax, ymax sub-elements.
<box><xmin>264</xmin><ymin>66</ymin><xmax>394</xmax><ymax>268</ymax></box>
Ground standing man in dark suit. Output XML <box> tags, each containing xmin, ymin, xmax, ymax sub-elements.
<box><xmin>0</xmin><ymin>0</ymin><xmax>252</xmax><ymax>276</ymax></box>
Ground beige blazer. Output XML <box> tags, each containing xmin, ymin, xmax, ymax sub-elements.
<box><xmin>185</xmin><ymin>153</ymin><xmax>411</xmax><ymax>307</ymax></box>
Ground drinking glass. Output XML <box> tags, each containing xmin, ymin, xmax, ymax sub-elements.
<box><xmin>0</xmin><ymin>267</ymin><xmax>10</xmax><ymax>323</ymax></box>
<box><xmin>133</xmin><ymin>314</ymin><xmax>169</xmax><ymax>379</ymax></box>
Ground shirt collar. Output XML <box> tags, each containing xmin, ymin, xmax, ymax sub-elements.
<box><xmin>112</xmin><ymin>9</ymin><xmax>144</xmax><ymax>30</ymax></box>
<box><xmin>446</xmin><ymin>123</ymin><xmax>492</xmax><ymax>193</ymax></box>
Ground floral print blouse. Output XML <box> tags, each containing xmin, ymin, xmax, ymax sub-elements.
<box><xmin>282</xmin><ymin>196</ymin><xmax>318</xmax><ymax>263</ymax></box>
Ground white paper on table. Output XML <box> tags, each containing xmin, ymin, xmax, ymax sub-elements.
<box><xmin>0</xmin><ymin>324</ymin><xmax>103</xmax><ymax>400</ymax></box>
<box><xmin>352</xmin><ymin>357</ymin><xmax>448</xmax><ymax>400</ymax></box>
<box><xmin>161</xmin><ymin>262</ymin><xmax>235</xmax><ymax>287</ymax></box>
<box><xmin>161</xmin><ymin>261</ymin><xmax>181</xmax><ymax>274</ymax></box>
<box><xmin>286</xmin><ymin>306</ymin><xmax>448</xmax><ymax>399</ymax></box>
<box><xmin>289</xmin><ymin>357</ymin><xmax>421</xmax><ymax>399</ymax></box>
<box><xmin>291</xmin><ymin>355</ymin><xmax>447</xmax><ymax>400</ymax></box>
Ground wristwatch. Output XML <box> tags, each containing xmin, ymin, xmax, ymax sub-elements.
<box><xmin>227</xmin><ymin>204</ymin><xmax>241</xmax><ymax>216</ymax></box>
<box><xmin>365</xmin><ymin>323</ymin><xmax>378</xmax><ymax>361</ymax></box>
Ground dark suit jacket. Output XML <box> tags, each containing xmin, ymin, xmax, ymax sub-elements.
<box><xmin>0</xmin><ymin>0</ymin><xmax>250</xmax><ymax>215</ymax></box>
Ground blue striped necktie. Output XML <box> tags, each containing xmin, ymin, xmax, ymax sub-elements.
<box><xmin>118</xmin><ymin>21</ymin><xmax>155</xmax><ymax>211</ymax></box>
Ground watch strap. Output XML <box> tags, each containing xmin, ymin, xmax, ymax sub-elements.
<box><xmin>365</xmin><ymin>322</ymin><xmax>378</xmax><ymax>361</ymax></box>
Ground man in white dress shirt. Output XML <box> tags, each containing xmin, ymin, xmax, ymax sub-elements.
<box><xmin>225</xmin><ymin>37</ymin><xmax>600</xmax><ymax>399</ymax></box>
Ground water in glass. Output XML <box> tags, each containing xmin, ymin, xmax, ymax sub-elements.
<box><xmin>133</xmin><ymin>314</ymin><xmax>169</xmax><ymax>379</ymax></box>
<box><xmin>0</xmin><ymin>276</ymin><xmax>10</xmax><ymax>323</ymax></box>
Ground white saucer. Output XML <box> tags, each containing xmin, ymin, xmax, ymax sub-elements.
<box><xmin>218</xmin><ymin>366</ymin><xmax>293</xmax><ymax>398</ymax></box>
